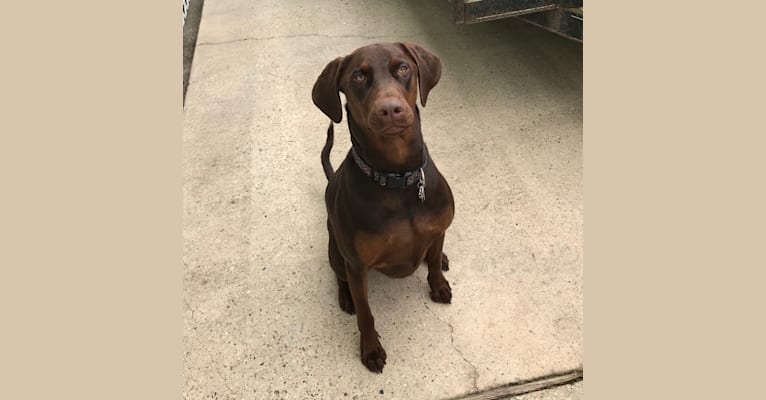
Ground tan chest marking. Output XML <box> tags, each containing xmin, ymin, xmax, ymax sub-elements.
<box><xmin>353</xmin><ymin>207</ymin><xmax>453</xmax><ymax>269</ymax></box>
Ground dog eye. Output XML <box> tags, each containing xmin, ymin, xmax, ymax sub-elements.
<box><xmin>397</xmin><ymin>64</ymin><xmax>409</xmax><ymax>75</ymax></box>
<box><xmin>353</xmin><ymin>72</ymin><xmax>365</xmax><ymax>82</ymax></box>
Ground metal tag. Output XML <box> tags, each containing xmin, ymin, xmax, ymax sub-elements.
<box><xmin>417</xmin><ymin>168</ymin><xmax>426</xmax><ymax>202</ymax></box>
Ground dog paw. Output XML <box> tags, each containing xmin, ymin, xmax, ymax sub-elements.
<box><xmin>360</xmin><ymin>337</ymin><xmax>387</xmax><ymax>373</ymax></box>
<box><xmin>338</xmin><ymin>282</ymin><xmax>355</xmax><ymax>315</ymax></box>
<box><xmin>430</xmin><ymin>280</ymin><xmax>452</xmax><ymax>304</ymax></box>
<box><xmin>441</xmin><ymin>253</ymin><xmax>450</xmax><ymax>271</ymax></box>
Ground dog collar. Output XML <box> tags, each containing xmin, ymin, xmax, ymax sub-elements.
<box><xmin>350</xmin><ymin>145</ymin><xmax>427</xmax><ymax>202</ymax></box>
<box><xmin>345</xmin><ymin>103</ymin><xmax>427</xmax><ymax>201</ymax></box>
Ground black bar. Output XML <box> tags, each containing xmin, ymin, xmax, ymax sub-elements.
<box><xmin>516</xmin><ymin>7</ymin><xmax>582</xmax><ymax>42</ymax></box>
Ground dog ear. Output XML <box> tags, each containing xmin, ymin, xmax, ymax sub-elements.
<box><xmin>312</xmin><ymin>57</ymin><xmax>345</xmax><ymax>123</ymax></box>
<box><xmin>400</xmin><ymin>42</ymin><xmax>442</xmax><ymax>107</ymax></box>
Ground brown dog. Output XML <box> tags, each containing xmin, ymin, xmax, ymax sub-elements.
<box><xmin>312</xmin><ymin>43</ymin><xmax>454</xmax><ymax>373</ymax></box>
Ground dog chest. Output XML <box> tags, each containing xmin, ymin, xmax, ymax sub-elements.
<box><xmin>352</xmin><ymin>206</ymin><xmax>452</xmax><ymax>272</ymax></box>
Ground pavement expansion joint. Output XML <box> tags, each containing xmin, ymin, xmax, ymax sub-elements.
<box><xmin>417</xmin><ymin>276</ymin><xmax>480</xmax><ymax>393</ymax></box>
<box><xmin>195</xmin><ymin>30</ymin><xmax>515</xmax><ymax>47</ymax></box>
<box><xmin>447</xmin><ymin>369</ymin><xmax>583</xmax><ymax>400</ymax></box>
<box><xmin>196</xmin><ymin>33</ymin><xmax>395</xmax><ymax>47</ymax></box>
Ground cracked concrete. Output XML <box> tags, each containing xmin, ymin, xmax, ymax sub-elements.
<box><xmin>184</xmin><ymin>1</ymin><xmax>581</xmax><ymax>399</ymax></box>
<box><xmin>419</xmin><ymin>275</ymin><xmax>479</xmax><ymax>393</ymax></box>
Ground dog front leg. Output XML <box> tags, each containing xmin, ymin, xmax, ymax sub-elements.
<box><xmin>345</xmin><ymin>262</ymin><xmax>387</xmax><ymax>372</ymax></box>
<box><xmin>426</xmin><ymin>234</ymin><xmax>452</xmax><ymax>303</ymax></box>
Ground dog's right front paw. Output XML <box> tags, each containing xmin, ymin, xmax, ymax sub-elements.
<box><xmin>360</xmin><ymin>337</ymin><xmax>387</xmax><ymax>373</ymax></box>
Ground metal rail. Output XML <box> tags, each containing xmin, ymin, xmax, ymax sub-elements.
<box><xmin>452</xmin><ymin>0</ymin><xmax>583</xmax><ymax>42</ymax></box>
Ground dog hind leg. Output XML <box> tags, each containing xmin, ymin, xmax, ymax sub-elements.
<box><xmin>328</xmin><ymin>220</ymin><xmax>354</xmax><ymax>314</ymax></box>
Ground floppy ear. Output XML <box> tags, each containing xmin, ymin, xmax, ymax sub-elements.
<box><xmin>312</xmin><ymin>57</ymin><xmax>345</xmax><ymax>123</ymax></box>
<box><xmin>400</xmin><ymin>42</ymin><xmax>442</xmax><ymax>107</ymax></box>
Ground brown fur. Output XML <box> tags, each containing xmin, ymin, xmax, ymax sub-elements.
<box><xmin>312</xmin><ymin>43</ymin><xmax>454</xmax><ymax>373</ymax></box>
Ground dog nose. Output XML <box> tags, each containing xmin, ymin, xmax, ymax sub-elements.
<box><xmin>376</xmin><ymin>98</ymin><xmax>405</xmax><ymax>119</ymax></box>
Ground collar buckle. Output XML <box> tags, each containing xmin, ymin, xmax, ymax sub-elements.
<box><xmin>382</xmin><ymin>173</ymin><xmax>407</xmax><ymax>189</ymax></box>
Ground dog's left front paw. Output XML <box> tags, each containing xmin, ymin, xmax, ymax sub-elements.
<box><xmin>429</xmin><ymin>280</ymin><xmax>452</xmax><ymax>304</ymax></box>
<box><xmin>360</xmin><ymin>336</ymin><xmax>387</xmax><ymax>373</ymax></box>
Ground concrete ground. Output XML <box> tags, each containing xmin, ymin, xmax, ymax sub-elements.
<box><xmin>506</xmin><ymin>381</ymin><xmax>583</xmax><ymax>400</ymax></box>
<box><xmin>183</xmin><ymin>1</ymin><xmax>582</xmax><ymax>399</ymax></box>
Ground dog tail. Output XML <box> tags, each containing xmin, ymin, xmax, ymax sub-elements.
<box><xmin>321</xmin><ymin>122</ymin><xmax>335</xmax><ymax>181</ymax></box>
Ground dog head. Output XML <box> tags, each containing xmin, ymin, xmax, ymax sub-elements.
<box><xmin>312</xmin><ymin>42</ymin><xmax>442</xmax><ymax>137</ymax></box>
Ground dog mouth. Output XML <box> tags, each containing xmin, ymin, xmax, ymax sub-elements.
<box><xmin>369</xmin><ymin>117</ymin><xmax>414</xmax><ymax>136</ymax></box>
<box><xmin>375</xmin><ymin>124</ymin><xmax>410</xmax><ymax>136</ymax></box>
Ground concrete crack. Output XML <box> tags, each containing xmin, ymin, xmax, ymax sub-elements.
<box><xmin>418</xmin><ymin>276</ymin><xmax>479</xmax><ymax>393</ymax></box>
<box><xmin>196</xmin><ymin>30</ymin><xmax>510</xmax><ymax>47</ymax></box>
<box><xmin>184</xmin><ymin>298</ymin><xmax>195</xmax><ymax>322</ymax></box>
<box><xmin>196</xmin><ymin>33</ymin><xmax>396</xmax><ymax>47</ymax></box>
<box><xmin>201</xmin><ymin>337</ymin><xmax>236</xmax><ymax>395</ymax></box>
<box><xmin>183</xmin><ymin>300</ymin><xmax>236</xmax><ymax>393</ymax></box>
